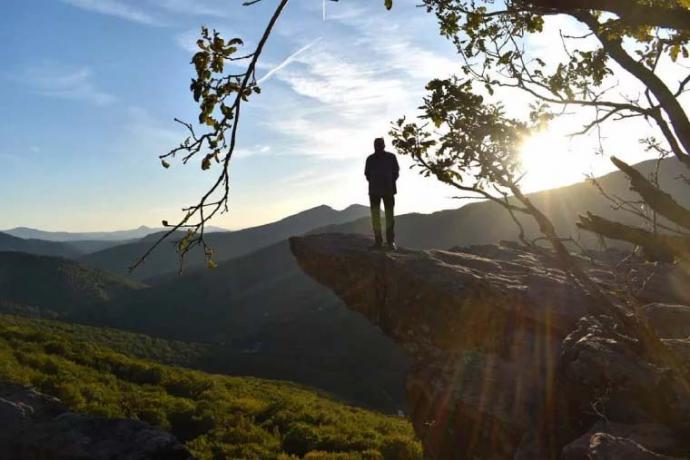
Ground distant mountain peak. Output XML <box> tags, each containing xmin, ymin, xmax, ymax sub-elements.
<box><xmin>342</xmin><ymin>203</ymin><xmax>368</xmax><ymax>211</ymax></box>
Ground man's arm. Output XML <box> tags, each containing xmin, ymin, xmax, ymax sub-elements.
<box><xmin>364</xmin><ymin>156</ymin><xmax>371</xmax><ymax>181</ymax></box>
<box><xmin>392</xmin><ymin>154</ymin><xmax>399</xmax><ymax>181</ymax></box>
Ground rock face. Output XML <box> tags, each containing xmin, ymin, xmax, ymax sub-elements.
<box><xmin>290</xmin><ymin>233</ymin><xmax>690</xmax><ymax>460</ymax></box>
<box><xmin>0</xmin><ymin>383</ymin><xmax>192</xmax><ymax>460</ymax></box>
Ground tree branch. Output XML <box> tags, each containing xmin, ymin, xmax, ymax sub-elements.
<box><xmin>527</xmin><ymin>0</ymin><xmax>690</xmax><ymax>31</ymax></box>
<box><xmin>574</xmin><ymin>11</ymin><xmax>690</xmax><ymax>165</ymax></box>
<box><xmin>577</xmin><ymin>212</ymin><xmax>690</xmax><ymax>261</ymax></box>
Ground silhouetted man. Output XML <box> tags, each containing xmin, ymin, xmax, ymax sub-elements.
<box><xmin>365</xmin><ymin>137</ymin><xmax>399</xmax><ymax>250</ymax></box>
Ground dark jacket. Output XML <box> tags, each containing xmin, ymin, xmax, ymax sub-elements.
<box><xmin>365</xmin><ymin>151</ymin><xmax>399</xmax><ymax>196</ymax></box>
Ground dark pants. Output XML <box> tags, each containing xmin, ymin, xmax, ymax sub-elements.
<box><xmin>370</xmin><ymin>194</ymin><xmax>395</xmax><ymax>244</ymax></box>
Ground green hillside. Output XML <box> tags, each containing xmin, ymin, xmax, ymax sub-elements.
<box><xmin>0</xmin><ymin>232</ymin><xmax>81</xmax><ymax>259</ymax></box>
<box><xmin>0</xmin><ymin>247</ymin><xmax>408</xmax><ymax>413</ymax></box>
<box><xmin>0</xmin><ymin>314</ymin><xmax>420</xmax><ymax>460</ymax></box>
<box><xmin>0</xmin><ymin>251</ymin><xmax>145</xmax><ymax>317</ymax></box>
<box><xmin>84</xmin><ymin>240</ymin><xmax>410</xmax><ymax>412</ymax></box>
<box><xmin>2</xmin><ymin>315</ymin><xmax>210</xmax><ymax>368</ymax></box>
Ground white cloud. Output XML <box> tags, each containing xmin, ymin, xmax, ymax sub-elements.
<box><xmin>22</xmin><ymin>63</ymin><xmax>116</xmax><ymax>106</ymax></box>
<box><xmin>280</xmin><ymin>168</ymin><xmax>353</xmax><ymax>188</ymax></box>
<box><xmin>154</xmin><ymin>0</ymin><xmax>228</xmax><ymax>18</ymax></box>
<box><xmin>175</xmin><ymin>29</ymin><xmax>203</xmax><ymax>54</ymax></box>
<box><xmin>322</xmin><ymin>3</ymin><xmax>368</xmax><ymax>22</ymax></box>
<box><xmin>275</xmin><ymin>44</ymin><xmax>411</xmax><ymax>118</ymax></box>
<box><xmin>125</xmin><ymin>106</ymin><xmax>181</xmax><ymax>153</ymax></box>
<box><xmin>251</xmin><ymin>10</ymin><xmax>457</xmax><ymax>160</ymax></box>
<box><xmin>61</xmin><ymin>0</ymin><xmax>160</xmax><ymax>25</ymax></box>
<box><xmin>233</xmin><ymin>144</ymin><xmax>272</xmax><ymax>159</ymax></box>
<box><xmin>258</xmin><ymin>38</ymin><xmax>323</xmax><ymax>84</ymax></box>
<box><xmin>61</xmin><ymin>0</ymin><xmax>229</xmax><ymax>26</ymax></box>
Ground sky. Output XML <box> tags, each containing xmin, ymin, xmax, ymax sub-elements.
<box><xmin>0</xmin><ymin>0</ymin><xmax>685</xmax><ymax>231</ymax></box>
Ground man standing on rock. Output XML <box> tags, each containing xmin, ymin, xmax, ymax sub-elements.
<box><xmin>365</xmin><ymin>137</ymin><xmax>399</xmax><ymax>250</ymax></box>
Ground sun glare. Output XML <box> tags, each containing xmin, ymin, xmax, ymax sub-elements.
<box><xmin>518</xmin><ymin>128</ymin><xmax>594</xmax><ymax>192</ymax></box>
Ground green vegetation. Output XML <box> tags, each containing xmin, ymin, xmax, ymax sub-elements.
<box><xmin>0</xmin><ymin>251</ymin><xmax>144</xmax><ymax>317</ymax></box>
<box><xmin>0</xmin><ymin>314</ymin><xmax>421</xmax><ymax>459</ymax></box>
<box><xmin>0</xmin><ymin>315</ymin><xmax>209</xmax><ymax>368</ymax></box>
<box><xmin>0</xmin><ymin>244</ymin><xmax>409</xmax><ymax>413</ymax></box>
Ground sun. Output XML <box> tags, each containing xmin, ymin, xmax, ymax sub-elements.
<box><xmin>518</xmin><ymin>128</ymin><xmax>594</xmax><ymax>192</ymax></box>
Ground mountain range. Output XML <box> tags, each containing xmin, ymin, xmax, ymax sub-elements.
<box><xmin>1</xmin><ymin>157</ymin><xmax>689</xmax><ymax>412</ymax></box>
<box><xmin>2</xmin><ymin>224</ymin><xmax>228</xmax><ymax>242</ymax></box>
<box><xmin>80</xmin><ymin>204</ymin><xmax>371</xmax><ymax>281</ymax></box>
<box><xmin>0</xmin><ymin>232</ymin><xmax>83</xmax><ymax>259</ymax></box>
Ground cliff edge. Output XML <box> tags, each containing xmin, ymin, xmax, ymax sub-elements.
<box><xmin>290</xmin><ymin>233</ymin><xmax>690</xmax><ymax>460</ymax></box>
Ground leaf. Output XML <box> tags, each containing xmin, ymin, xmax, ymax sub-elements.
<box><xmin>161</xmin><ymin>159</ymin><xmax>170</xmax><ymax>169</ymax></box>
<box><xmin>671</xmin><ymin>44</ymin><xmax>681</xmax><ymax>62</ymax></box>
<box><xmin>162</xmin><ymin>220</ymin><xmax>168</xmax><ymax>226</ymax></box>
<box><xmin>207</xmin><ymin>258</ymin><xmax>218</xmax><ymax>269</ymax></box>
<box><xmin>202</xmin><ymin>155</ymin><xmax>212</xmax><ymax>170</ymax></box>
<box><xmin>384</xmin><ymin>0</ymin><xmax>392</xmax><ymax>10</ymax></box>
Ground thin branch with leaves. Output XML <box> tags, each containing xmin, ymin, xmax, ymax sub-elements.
<box><xmin>130</xmin><ymin>0</ymin><xmax>289</xmax><ymax>273</ymax></box>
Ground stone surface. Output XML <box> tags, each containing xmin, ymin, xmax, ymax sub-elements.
<box><xmin>0</xmin><ymin>383</ymin><xmax>192</xmax><ymax>460</ymax></box>
<box><xmin>290</xmin><ymin>234</ymin><xmax>602</xmax><ymax>355</ymax></box>
<box><xmin>636</xmin><ymin>264</ymin><xmax>690</xmax><ymax>307</ymax></box>
<box><xmin>586</xmin><ymin>433</ymin><xmax>682</xmax><ymax>459</ymax></box>
<box><xmin>290</xmin><ymin>233</ymin><xmax>690</xmax><ymax>460</ymax></box>
<box><xmin>559</xmin><ymin>315</ymin><xmax>690</xmax><ymax>432</ymax></box>
<box><xmin>561</xmin><ymin>422</ymin><xmax>685</xmax><ymax>460</ymax></box>
<box><xmin>642</xmin><ymin>303</ymin><xmax>690</xmax><ymax>339</ymax></box>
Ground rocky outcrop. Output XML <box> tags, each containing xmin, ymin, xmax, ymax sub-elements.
<box><xmin>290</xmin><ymin>233</ymin><xmax>690</xmax><ymax>460</ymax></box>
<box><xmin>0</xmin><ymin>383</ymin><xmax>192</xmax><ymax>460</ymax></box>
<box><xmin>562</xmin><ymin>422</ymin><xmax>686</xmax><ymax>460</ymax></box>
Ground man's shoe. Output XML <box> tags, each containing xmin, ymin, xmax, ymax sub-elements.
<box><xmin>385</xmin><ymin>242</ymin><xmax>397</xmax><ymax>251</ymax></box>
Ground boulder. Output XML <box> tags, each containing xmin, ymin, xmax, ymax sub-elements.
<box><xmin>559</xmin><ymin>315</ymin><xmax>690</xmax><ymax>431</ymax></box>
<box><xmin>636</xmin><ymin>264</ymin><xmax>690</xmax><ymax>306</ymax></box>
<box><xmin>577</xmin><ymin>433</ymin><xmax>683</xmax><ymax>459</ymax></box>
<box><xmin>0</xmin><ymin>382</ymin><xmax>192</xmax><ymax>460</ymax></box>
<box><xmin>642</xmin><ymin>303</ymin><xmax>690</xmax><ymax>339</ymax></box>
<box><xmin>562</xmin><ymin>422</ymin><xmax>685</xmax><ymax>459</ymax></box>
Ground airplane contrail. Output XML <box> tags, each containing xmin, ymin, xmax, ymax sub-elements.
<box><xmin>257</xmin><ymin>37</ymin><xmax>322</xmax><ymax>84</ymax></box>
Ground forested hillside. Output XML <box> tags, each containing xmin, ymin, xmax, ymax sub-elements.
<box><xmin>0</xmin><ymin>314</ymin><xmax>421</xmax><ymax>459</ymax></box>
<box><xmin>0</xmin><ymin>232</ymin><xmax>81</xmax><ymax>259</ymax></box>
<box><xmin>0</xmin><ymin>251</ymin><xmax>145</xmax><ymax>317</ymax></box>
<box><xmin>80</xmin><ymin>241</ymin><xmax>410</xmax><ymax>412</ymax></box>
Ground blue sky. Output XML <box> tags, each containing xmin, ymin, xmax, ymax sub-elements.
<box><xmin>0</xmin><ymin>0</ymin><xmax>679</xmax><ymax>231</ymax></box>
